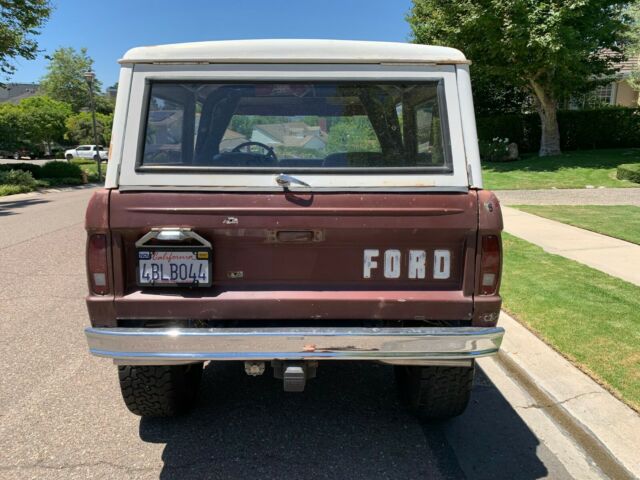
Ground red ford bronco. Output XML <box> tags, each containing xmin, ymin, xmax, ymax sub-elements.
<box><xmin>84</xmin><ymin>40</ymin><xmax>504</xmax><ymax>419</ymax></box>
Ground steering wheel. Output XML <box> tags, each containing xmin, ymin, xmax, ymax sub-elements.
<box><xmin>231</xmin><ymin>141</ymin><xmax>277</xmax><ymax>162</ymax></box>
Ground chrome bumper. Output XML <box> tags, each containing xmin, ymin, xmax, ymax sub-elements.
<box><xmin>85</xmin><ymin>326</ymin><xmax>504</xmax><ymax>366</ymax></box>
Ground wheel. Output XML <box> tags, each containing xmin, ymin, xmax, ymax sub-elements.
<box><xmin>395</xmin><ymin>363</ymin><xmax>474</xmax><ymax>420</ymax></box>
<box><xmin>118</xmin><ymin>363</ymin><xmax>203</xmax><ymax>417</ymax></box>
<box><xmin>13</xmin><ymin>152</ymin><xmax>20</xmax><ymax>160</ymax></box>
<box><xmin>66</xmin><ymin>154</ymin><xmax>73</xmax><ymax>161</ymax></box>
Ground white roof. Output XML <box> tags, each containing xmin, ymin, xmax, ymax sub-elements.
<box><xmin>120</xmin><ymin>39</ymin><xmax>467</xmax><ymax>65</ymax></box>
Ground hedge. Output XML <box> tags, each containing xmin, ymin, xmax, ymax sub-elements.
<box><xmin>0</xmin><ymin>169</ymin><xmax>37</xmax><ymax>188</ymax></box>
<box><xmin>477</xmin><ymin>107</ymin><xmax>640</xmax><ymax>154</ymax></box>
<box><xmin>616</xmin><ymin>164</ymin><xmax>640</xmax><ymax>183</ymax></box>
<box><xmin>40</xmin><ymin>161</ymin><xmax>83</xmax><ymax>179</ymax></box>
<box><xmin>0</xmin><ymin>162</ymin><xmax>43</xmax><ymax>178</ymax></box>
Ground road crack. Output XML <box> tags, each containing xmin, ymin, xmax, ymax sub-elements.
<box><xmin>517</xmin><ymin>391</ymin><xmax>602</xmax><ymax>410</ymax></box>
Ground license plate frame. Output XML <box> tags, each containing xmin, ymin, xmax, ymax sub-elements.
<box><xmin>136</xmin><ymin>246</ymin><xmax>212</xmax><ymax>287</ymax></box>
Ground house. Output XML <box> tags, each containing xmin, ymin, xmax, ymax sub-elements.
<box><xmin>0</xmin><ymin>83</ymin><xmax>40</xmax><ymax>104</ymax></box>
<box><xmin>251</xmin><ymin>121</ymin><xmax>328</xmax><ymax>150</ymax></box>
<box><xmin>570</xmin><ymin>54</ymin><xmax>640</xmax><ymax>108</ymax></box>
<box><xmin>220</xmin><ymin>129</ymin><xmax>248</xmax><ymax>151</ymax></box>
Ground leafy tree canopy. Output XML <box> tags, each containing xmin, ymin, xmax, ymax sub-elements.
<box><xmin>0</xmin><ymin>0</ymin><xmax>51</xmax><ymax>79</ymax></box>
<box><xmin>0</xmin><ymin>103</ymin><xmax>22</xmax><ymax>148</ymax></box>
<box><xmin>626</xmin><ymin>2</ymin><xmax>640</xmax><ymax>102</ymax></box>
<box><xmin>19</xmin><ymin>95</ymin><xmax>72</xmax><ymax>148</ymax></box>
<box><xmin>408</xmin><ymin>0</ymin><xmax>630</xmax><ymax>155</ymax></box>
<box><xmin>40</xmin><ymin>47</ymin><xmax>102</xmax><ymax>112</ymax></box>
<box><xmin>65</xmin><ymin>111</ymin><xmax>113</xmax><ymax>145</ymax></box>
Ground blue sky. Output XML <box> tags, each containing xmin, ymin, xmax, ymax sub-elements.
<box><xmin>10</xmin><ymin>0</ymin><xmax>413</xmax><ymax>89</ymax></box>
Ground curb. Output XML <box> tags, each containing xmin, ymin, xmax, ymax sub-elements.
<box><xmin>495</xmin><ymin>312</ymin><xmax>640</xmax><ymax>479</ymax></box>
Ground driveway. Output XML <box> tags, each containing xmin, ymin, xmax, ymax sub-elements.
<box><xmin>0</xmin><ymin>188</ymin><xmax>612</xmax><ymax>479</ymax></box>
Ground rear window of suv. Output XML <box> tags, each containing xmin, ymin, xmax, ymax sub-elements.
<box><xmin>139</xmin><ymin>81</ymin><xmax>452</xmax><ymax>172</ymax></box>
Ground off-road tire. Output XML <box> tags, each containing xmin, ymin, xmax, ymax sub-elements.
<box><xmin>395</xmin><ymin>363</ymin><xmax>474</xmax><ymax>420</ymax></box>
<box><xmin>118</xmin><ymin>363</ymin><xmax>203</xmax><ymax>417</ymax></box>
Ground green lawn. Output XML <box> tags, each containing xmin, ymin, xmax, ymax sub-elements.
<box><xmin>513</xmin><ymin>205</ymin><xmax>640</xmax><ymax>245</ymax></box>
<box><xmin>78</xmin><ymin>162</ymin><xmax>103</xmax><ymax>182</ymax></box>
<box><xmin>483</xmin><ymin>148</ymin><xmax>640</xmax><ymax>190</ymax></box>
<box><xmin>501</xmin><ymin>234</ymin><xmax>640</xmax><ymax>411</ymax></box>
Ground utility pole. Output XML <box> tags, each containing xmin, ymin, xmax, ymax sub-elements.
<box><xmin>84</xmin><ymin>70</ymin><xmax>102</xmax><ymax>182</ymax></box>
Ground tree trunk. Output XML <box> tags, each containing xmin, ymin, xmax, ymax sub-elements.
<box><xmin>530</xmin><ymin>81</ymin><xmax>561</xmax><ymax>157</ymax></box>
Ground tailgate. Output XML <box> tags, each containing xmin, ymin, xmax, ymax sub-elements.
<box><xmin>108</xmin><ymin>190</ymin><xmax>478</xmax><ymax>322</ymax></box>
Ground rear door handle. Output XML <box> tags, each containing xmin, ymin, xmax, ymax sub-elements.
<box><xmin>272</xmin><ymin>230</ymin><xmax>323</xmax><ymax>243</ymax></box>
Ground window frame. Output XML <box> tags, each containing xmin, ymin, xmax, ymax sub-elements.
<box><xmin>136</xmin><ymin>79</ymin><xmax>454</xmax><ymax>174</ymax></box>
<box><xmin>118</xmin><ymin>63</ymin><xmax>470</xmax><ymax>191</ymax></box>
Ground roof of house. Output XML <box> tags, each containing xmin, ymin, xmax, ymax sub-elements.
<box><xmin>616</xmin><ymin>55</ymin><xmax>640</xmax><ymax>75</ymax></box>
<box><xmin>120</xmin><ymin>39</ymin><xmax>467</xmax><ymax>65</ymax></box>
<box><xmin>601</xmin><ymin>50</ymin><xmax>639</xmax><ymax>76</ymax></box>
<box><xmin>222</xmin><ymin>129</ymin><xmax>245</xmax><ymax>140</ymax></box>
<box><xmin>0</xmin><ymin>83</ymin><xmax>40</xmax><ymax>104</ymax></box>
<box><xmin>254</xmin><ymin>122</ymin><xmax>328</xmax><ymax>148</ymax></box>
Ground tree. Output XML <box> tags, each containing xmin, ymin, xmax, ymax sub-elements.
<box><xmin>0</xmin><ymin>103</ymin><xmax>21</xmax><ymax>149</ymax></box>
<box><xmin>40</xmin><ymin>47</ymin><xmax>102</xmax><ymax>112</ymax></box>
<box><xmin>19</xmin><ymin>96</ymin><xmax>72</xmax><ymax>152</ymax></box>
<box><xmin>326</xmin><ymin>117</ymin><xmax>379</xmax><ymax>154</ymax></box>
<box><xmin>627</xmin><ymin>3</ymin><xmax>640</xmax><ymax>104</ymax></box>
<box><xmin>65</xmin><ymin>111</ymin><xmax>113</xmax><ymax>145</ymax></box>
<box><xmin>408</xmin><ymin>0</ymin><xmax>629</xmax><ymax>156</ymax></box>
<box><xmin>0</xmin><ymin>1</ymin><xmax>51</xmax><ymax>79</ymax></box>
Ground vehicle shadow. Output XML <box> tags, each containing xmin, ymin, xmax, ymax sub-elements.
<box><xmin>140</xmin><ymin>362</ymin><xmax>548</xmax><ymax>480</ymax></box>
<box><xmin>0</xmin><ymin>198</ymin><xmax>49</xmax><ymax>217</ymax></box>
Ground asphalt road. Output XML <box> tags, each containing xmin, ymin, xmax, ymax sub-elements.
<box><xmin>0</xmin><ymin>188</ymin><xmax>606</xmax><ymax>480</ymax></box>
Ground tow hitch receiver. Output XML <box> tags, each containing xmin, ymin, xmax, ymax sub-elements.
<box><xmin>272</xmin><ymin>361</ymin><xmax>318</xmax><ymax>392</ymax></box>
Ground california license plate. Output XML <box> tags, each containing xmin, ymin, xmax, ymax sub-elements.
<box><xmin>137</xmin><ymin>249</ymin><xmax>211</xmax><ymax>286</ymax></box>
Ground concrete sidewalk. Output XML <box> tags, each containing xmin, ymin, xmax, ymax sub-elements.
<box><xmin>496</xmin><ymin>188</ymin><xmax>640</xmax><ymax>206</ymax></box>
<box><xmin>502</xmin><ymin>206</ymin><xmax>640</xmax><ymax>286</ymax></box>
<box><xmin>493</xmin><ymin>312</ymin><xmax>640</xmax><ymax>479</ymax></box>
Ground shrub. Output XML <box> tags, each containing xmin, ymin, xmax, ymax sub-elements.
<box><xmin>0</xmin><ymin>162</ymin><xmax>43</xmax><ymax>178</ymax></box>
<box><xmin>477</xmin><ymin>107</ymin><xmax>640</xmax><ymax>153</ymax></box>
<box><xmin>0</xmin><ymin>184</ymin><xmax>32</xmax><ymax>196</ymax></box>
<box><xmin>616</xmin><ymin>163</ymin><xmax>640</xmax><ymax>183</ymax></box>
<box><xmin>479</xmin><ymin>137</ymin><xmax>513</xmax><ymax>162</ymax></box>
<box><xmin>0</xmin><ymin>169</ymin><xmax>37</xmax><ymax>188</ymax></box>
<box><xmin>40</xmin><ymin>160</ymin><xmax>82</xmax><ymax>179</ymax></box>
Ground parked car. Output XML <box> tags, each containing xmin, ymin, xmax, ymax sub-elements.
<box><xmin>83</xmin><ymin>39</ymin><xmax>504</xmax><ymax>420</ymax></box>
<box><xmin>65</xmin><ymin>145</ymin><xmax>108</xmax><ymax>161</ymax></box>
<box><xmin>0</xmin><ymin>146</ymin><xmax>44</xmax><ymax>160</ymax></box>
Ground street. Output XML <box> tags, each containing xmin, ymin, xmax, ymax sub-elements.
<box><xmin>0</xmin><ymin>188</ymin><xmax>609</xmax><ymax>480</ymax></box>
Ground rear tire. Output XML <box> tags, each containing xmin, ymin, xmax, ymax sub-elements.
<box><xmin>118</xmin><ymin>363</ymin><xmax>203</xmax><ymax>417</ymax></box>
<box><xmin>395</xmin><ymin>363</ymin><xmax>474</xmax><ymax>420</ymax></box>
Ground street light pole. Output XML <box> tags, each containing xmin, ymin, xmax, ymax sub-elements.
<box><xmin>84</xmin><ymin>71</ymin><xmax>102</xmax><ymax>182</ymax></box>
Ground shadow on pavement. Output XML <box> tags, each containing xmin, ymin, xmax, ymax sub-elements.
<box><xmin>0</xmin><ymin>198</ymin><xmax>49</xmax><ymax>217</ymax></box>
<box><xmin>140</xmin><ymin>362</ymin><xmax>547</xmax><ymax>480</ymax></box>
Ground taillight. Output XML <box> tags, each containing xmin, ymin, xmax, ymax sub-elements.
<box><xmin>87</xmin><ymin>234</ymin><xmax>109</xmax><ymax>295</ymax></box>
<box><xmin>480</xmin><ymin>235</ymin><xmax>501</xmax><ymax>295</ymax></box>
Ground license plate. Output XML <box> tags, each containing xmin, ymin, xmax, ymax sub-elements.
<box><xmin>137</xmin><ymin>249</ymin><xmax>211</xmax><ymax>286</ymax></box>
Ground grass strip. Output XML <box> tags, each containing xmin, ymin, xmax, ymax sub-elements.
<box><xmin>483</xmin><ymin>148</ymin><xmax>640</xmax><ymax>190</ymax></box>
<box><xmin>513</xmin><ymin>205</ymin><xmax>640</xmax><ymax>245</ymax></box>
<box><xmin>502</xmin><ymin>233</ymin><xmax>640</xmax><ymax>410</ymax></box>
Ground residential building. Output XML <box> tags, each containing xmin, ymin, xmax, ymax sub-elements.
<box><xmin>251</xmin><ymin>121</ymin><xmax>328</xmax><ymax>150</ymax></box>
<box><xmin>0</xmin><ymin>83</ymin><xmax>40</xmax><ymax>104</ymax></box>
